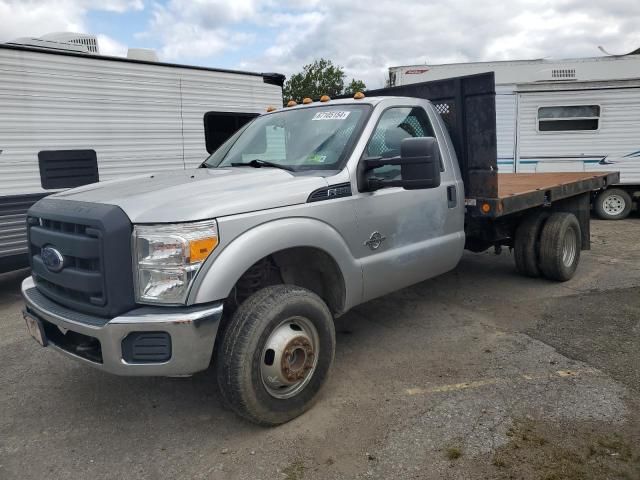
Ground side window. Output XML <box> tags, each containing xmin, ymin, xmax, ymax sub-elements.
<box><xmin>538</xmin><ymin>105</ymin><xmax>600</xmax><ymax>132</ymax></box>
<box><xmin>364</xmin><ymin>107</ymin><xmax>437</xmax><ymax>180</ymax></box>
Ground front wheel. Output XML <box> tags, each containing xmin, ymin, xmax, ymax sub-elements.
<box><xmin>216</xmin><ymin>285</ymin><xmax>335</xmax><ymax>425</ymax></box>
<box><xmin>594</xmin><ymin>189</ymin><xmax>632</xmax><ymax>220</ymax></box>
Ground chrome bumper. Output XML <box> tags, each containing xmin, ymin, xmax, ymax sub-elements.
<box><xmin>21</xmin><ymin>276</ymin><xmax>223</xmax><ymax>376</ymax></box>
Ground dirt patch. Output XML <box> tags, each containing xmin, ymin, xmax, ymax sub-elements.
<box><xmin>487</xmin><ymin>418</ymin><xmax>640</xmax><ymax>480</ymax></box>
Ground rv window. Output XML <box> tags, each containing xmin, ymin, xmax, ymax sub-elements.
<box><xmin>204</xmin><ymin>112</ymin><xmax>259</xmax><ymax>153</ymax></box>
<box><xmin>538</xmin><ymin>105</ymin><xmax>600</xmax><ymax>132</ymax></box>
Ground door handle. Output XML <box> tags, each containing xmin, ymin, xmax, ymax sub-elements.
<box><xmin>447</xmin><ymin>185</ymin><xmax>457</xmax><ymax>208</ymax></box>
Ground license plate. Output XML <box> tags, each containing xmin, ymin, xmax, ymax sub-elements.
<box><xmin>23</xmin><ymin>311</ymin><xmax>47</xmax><ymax>347</ymax></box>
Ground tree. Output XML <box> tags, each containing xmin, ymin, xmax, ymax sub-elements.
<box><xmin>282</xmin><ymin>59</ymin><xmax>367</xmax><ymax>104</ymax></box>
<box><xmin>344</xmin><ymin>79</ymin><xmax>367</xmax><ymax>96</ymax></box>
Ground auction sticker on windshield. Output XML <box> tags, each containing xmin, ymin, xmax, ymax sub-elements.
<box><xmin>312</xmin><ymin>111</ymin><xmax>350</xmax><ymax>120</ymax></box>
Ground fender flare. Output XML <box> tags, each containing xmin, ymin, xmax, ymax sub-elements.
<box><xmin>188</xmin><ymin>217</ymin><xmax>363</xmax><ymax>312</ymax></box>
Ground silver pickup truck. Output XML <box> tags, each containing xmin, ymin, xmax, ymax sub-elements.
<box><xmin>21</xmin><ymin>73</ymin><xmax>617</xmax><ymax>425</ymax></box>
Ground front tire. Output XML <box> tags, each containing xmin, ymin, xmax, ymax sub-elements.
<box><xmin>216</xmin><ymin>285</ymin><xmax>335</xmax><ymax>426</ymax></box>
<box><xmin>594</xmin><ymin>189</ymin><xmax>632</xmax><ymax>220</ymax></box>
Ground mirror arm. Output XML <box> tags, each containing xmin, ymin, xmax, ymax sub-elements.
<box><xmin>364</xmin><ymin>155</ymin><xmax>431</xmax><ymax>171</ymax></box>
<box><xmin>367</xmin><ymin>178</ymin><xmax>405</xmax><ymax>191</ymax></box>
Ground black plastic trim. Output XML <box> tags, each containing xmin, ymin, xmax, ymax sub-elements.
<box><xmin>307</xmin><ymin>183</ymin><xmax>352</xmax><ymax>202</ymax></box>
<box><xmin>38</xmin><ymin>149</ymin><xmax>99</xmax><ymax>189</ymax></box>
<box><xmin>122</xmin><ymin>332</ymin><xmax>172</xmax><ymax>363</ymax></box>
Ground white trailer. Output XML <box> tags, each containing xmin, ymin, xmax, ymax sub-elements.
<box><xmin>0</xmin><ymin>43</ymin><xmax>283</xmax><ymax>271</ymax></box>
<box><xmin>390</xmin><ymin>53</ymin><xmax>640</xmax><ymax>219</ymax></box>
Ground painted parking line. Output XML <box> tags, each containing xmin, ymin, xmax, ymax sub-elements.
<box><xmin>405</xmin><ymin>368</ymin><xmax>599</xmax><ymax>395</ymax></box>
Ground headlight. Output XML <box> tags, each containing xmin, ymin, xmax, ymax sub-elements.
<box><xmin>133</xmin><ymin>220</ymin><xmax>219</xmax><ymax>304</ymax></box>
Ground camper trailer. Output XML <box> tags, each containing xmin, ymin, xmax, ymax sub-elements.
<box><xmin>390</xmin><ymin>53</ymin><xmax>640</xmax><ymax>219</ymax></box>
<box><xmin>0</xmin><ymin>38</ymin><xmax>283</xmax><ymax>271</ymax></box>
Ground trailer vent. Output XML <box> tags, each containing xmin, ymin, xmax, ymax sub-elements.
<box><xmin>38</xmin><ymin>149</ymin><xmax>99</xmax><ymax>189</ymax></box>
<box><xmin>551</xmin><ymin>68</ymin><xmax>576</xmax><ymax>79</ymax></box>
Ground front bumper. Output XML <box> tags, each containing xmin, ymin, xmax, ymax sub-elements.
<box><xmin>21</xmin><ymin>276</ymin><xmax>223</xmax><ymax>376</ymax></box>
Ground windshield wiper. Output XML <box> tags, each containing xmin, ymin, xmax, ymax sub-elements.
<box><xmin>231</xmin><ymin>159</ymin><xmax>295</xmax><ymax>172</ymax></box>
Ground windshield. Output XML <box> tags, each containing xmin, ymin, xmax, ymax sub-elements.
<box><xmin>204</xmin><ymin>104</ymin><xmax>371</xmax><ymax>172</ymax></box>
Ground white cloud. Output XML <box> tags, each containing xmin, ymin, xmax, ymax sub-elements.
<box><xmin>1</xmin><ymin>0</ymin><xmax>639</xmax><ymax>88</ymax></box>
<box><xmin>0</xmin><ymin>0</ymin><xmax>142</xmax><ymax>44</ymax></box>
<box><xmin>0</xmin><ymin>0</ymin><xmax>85</xmax><ymax>40</ymax></box>
<box><xmin>234</xmin><ymin>0</ymin><xmax>640</xmax><ymax>87</ymax></box>
<box><xmin>96</xmin><ymin>33</ymin><xmax>127</xmax><ymax>56</ymax></box>
<box><xmin>142</xmin><ymin>1</ymin><xmax>257</xmax><ymax>60</ymax></box>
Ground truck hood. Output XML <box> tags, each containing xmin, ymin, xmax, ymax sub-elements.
<box><xmin>52</xmin><ymin>167</ymin><xmax>328</xmax><ymax>223</ymax></box>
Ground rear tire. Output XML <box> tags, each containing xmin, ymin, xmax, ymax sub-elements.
<box><xmin>514</xmin><ymin>211</ymin><xmax>550</xmax><ymax>277</ymax></box>
<box><xmin>216</xmin><ymin>285</ymin><xmax>335</xmax><ymax>426</ymax></box>
<box><xmin>594</xmin><ymin>189</ymin><xmax>632</xmax><ymax>220</ymax></box>
<box><xmin>538</xmin><ymin>213</ymin><xmax>581</xmax><ymax>282</ymax></box>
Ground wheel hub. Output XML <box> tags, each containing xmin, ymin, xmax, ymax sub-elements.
<box><xmin>603</xmin><ymin>194</ymin><xmax>625</xmax><ymax>215</ymax></box>
<box><xmin>261</xmin><ymin>317</ymin><xmax>319</xmax><ymax>399</ymax></box>
<box><xmin>281</xmin><ymin>337</ymin><xmax>315</xmax><ymax>382</ymax></box>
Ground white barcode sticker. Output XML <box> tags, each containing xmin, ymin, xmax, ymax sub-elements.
<box><xmin>312</xmin><ymin>111</ymin><xmax>350</xmax><ymax>120</ymax></box>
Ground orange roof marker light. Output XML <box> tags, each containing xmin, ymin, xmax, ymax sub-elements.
<box><xmin>266</xmin><ymin>105</ymin><xmax>277</xmax><ymax>112</ymax></box>
<box><xmin>320</xmin><ymin>95</ymin><xmax>330</xmax><ymax>102</ymax></box>
<box><xmin>353</xmin><ymin>91</ymin><xmax>365</xmax><ymax>99</ymax></box>
<box><xmin>302</xmin><ymin>97</ymin><xmax>313</xmax><ymax>104</ymax></box>
<box><xmin>286</xmin><ymin>100</ymin><xmax>297</xmax><ymax>107</ymax></box>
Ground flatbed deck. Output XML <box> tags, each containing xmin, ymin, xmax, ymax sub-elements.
<box><xmin>472</xmin><ymin>171</ymin><xmax>619</xmax><ymax>218</ymax></box>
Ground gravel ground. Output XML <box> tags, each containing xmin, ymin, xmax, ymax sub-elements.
<box><xmin>1</xmin><ymin>218</ymin><xmax>639</xmax><ymax>479</ymax></box>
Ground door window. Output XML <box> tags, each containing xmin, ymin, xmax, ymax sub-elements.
<box><xmin>364</xmin><ymin>107</ymin><xmax>436</xmax><ymax>180</ymax></box>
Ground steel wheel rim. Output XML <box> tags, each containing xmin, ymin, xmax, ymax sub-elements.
<box><xmin>260</xmin><ymin>316</ymin><xmax>319</xmax><ymax>399</ymax></box>
<box><xmin>562</xmin><ymin>228</ymin><xmax>577</xmax><ymax>268</ymax></box>
<box><xmin>603</xmin><ymin>194</ymin><xmax>626</xmax><ymax>215</ymax></box>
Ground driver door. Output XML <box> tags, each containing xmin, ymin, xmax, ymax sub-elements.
<box><xmin>352</xmin><ymin>105</ymin><xmax>464</xmax><ymax>302</ymax></box>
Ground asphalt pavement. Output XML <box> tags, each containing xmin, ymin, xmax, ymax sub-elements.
<box><xmin>1</xmin><ymin>218</ymin><xmax>639</xmax><ymax>479</ymax></box>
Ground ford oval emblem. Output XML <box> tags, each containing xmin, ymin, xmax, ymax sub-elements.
<box><xmin>41</xmin><ymin>246</ymin><xmax>64</xmax><ymax>273</ymax></box>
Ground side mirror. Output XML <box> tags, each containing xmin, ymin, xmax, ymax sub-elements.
<box><xmin>399</xmin><ymin>137</ymin><xmax>441</xmax><ymax>190</ymax></box>
<box><xmin>362</xmin><ymin>137</ymin><xmax>441</xmax><ymax>191</ymax></box>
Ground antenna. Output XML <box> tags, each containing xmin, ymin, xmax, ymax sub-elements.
<box><xmin>598</xmin><ymin>45</ymin><xmax>616</xmax><ymax>56</ymax></box>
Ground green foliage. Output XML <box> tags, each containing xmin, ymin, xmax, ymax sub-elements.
<box><xmin>344</xmin><ymin>79</ymin><xmax>367</xmax><ymax>96</ymax></box>
<box><xmin>283</xmin><ymin>58</ymin><xmax>367</xmax><ymax>105</ymax></box>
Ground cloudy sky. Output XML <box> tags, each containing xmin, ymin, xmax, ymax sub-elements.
<box><xmin>1</xmin><ymin>0</ymin><xmax>639</xmax><ymax>88</ymax></box>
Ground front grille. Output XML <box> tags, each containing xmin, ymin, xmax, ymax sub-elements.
<box><xmin>29</xmin><ymin>217</ymin><xmax>105</xmax><ymax>307</ymax></box>
<box><xmin>27</xmin><ymin>198</ymin><xmax>135</xmax><ymax>317</ymax></box>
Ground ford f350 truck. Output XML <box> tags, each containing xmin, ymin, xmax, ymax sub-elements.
<box><xmin>21</xmin><ymin>73</ymin><xmax>618</xmax><ymax>425</ymax></box>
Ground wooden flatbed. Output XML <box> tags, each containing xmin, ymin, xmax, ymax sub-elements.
<box><xmin>474</xmin><ymin>171</ymin><xmax>619</xmax><ymax>218</ymax></box>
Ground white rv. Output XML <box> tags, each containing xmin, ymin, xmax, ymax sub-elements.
<box><xmin>390</xmin><ymin>53</ymin><xmax>640</xmax><ymax>219</ymax></box>
<box><xmin>0</xmin><ymin>39</ymin><xmax>283</xmax><ymax>271</ymax></box>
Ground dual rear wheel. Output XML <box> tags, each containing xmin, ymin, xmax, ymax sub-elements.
<box><xmin>514</xmin><ymin>211</ymin><xmax>581</xmax><ymax>281</ymax></box>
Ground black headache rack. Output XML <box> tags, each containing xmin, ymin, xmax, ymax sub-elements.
<box><xmin>348</xmin><ymin>72</ymin><xmax>499</xmax><ymax>199</ymax></box>
<box><xmin>27</xmin><ymin>198</ymin><xmax>136</xmax><ymax>318</ymax></box>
